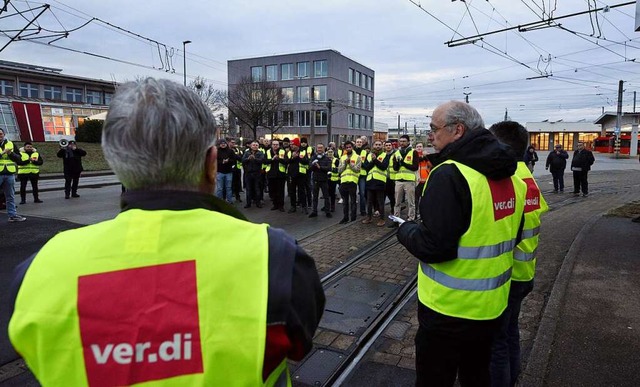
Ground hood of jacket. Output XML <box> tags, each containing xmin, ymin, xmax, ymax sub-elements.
<box><xmin>430</xmin><ymin>128</ymin><xmax>517</xmax><ymax>180</ymax></box>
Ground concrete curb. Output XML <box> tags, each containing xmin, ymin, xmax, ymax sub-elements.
<box><xmin>519</xmin><ymin>212</ymin><xmax>603</xmax><ymax>387</ymax></box>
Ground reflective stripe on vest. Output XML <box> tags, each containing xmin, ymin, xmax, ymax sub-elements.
<box><xmin>9</xmin><ymin>209</ymin><xmax>290</xmax><ymax>386</ymax></box>
<box><xmin>18</xmin><ymin>152</ymin><xmax>40</xmax><ymax>174</ymax></box>
<box><xmin>0</xmin><ymin>140</ymin><xmax>17</xmax><ymax>174</ymax></box>
<box><xmin>266</xmin><ymin>149</ymin><xmax>287</xmax><ymax>174</ymax></box>
<box><xmin>512</xmin><ymin>162</ymin><xmax>548</xmax><ymax>282</ymax></box>
<box><xmin>340</xmin><ymin>153</ymin><xmax>359</xmax><ymax>184</ymax></box>
<box><xmin>366</xmin><ymin>152</ymin><xmax>387</xmax><ymax>183</ymax></box>
<box><xmin>417</xmin><ymin>160</ymin><xmax>527</xmax><ymax>320</ymax></box>
<box><xmin>392</xmin><ymin>149</ymin><xmax>416</xmax><ymax>181</ymax></box>
<box><xmin>233</xmin><ymin>148</ymin><xmax>242</xmax><ymax>169</ymax></box>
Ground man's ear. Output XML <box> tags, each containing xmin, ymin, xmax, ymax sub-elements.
<box><xmin>201</xmin><ymin>145</ymin><xmax>217</xmax><ymax>193</ymax></box>
<box><xmin>453</xmin><ymin>123</ymin><xmax>466</xmax><ymax>140</ymax></box>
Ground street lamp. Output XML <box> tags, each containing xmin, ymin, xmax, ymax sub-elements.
<box><xmin>182</xmin><ymin>40</ymin><xmax>192</xmax><ymax>86</ymax></box>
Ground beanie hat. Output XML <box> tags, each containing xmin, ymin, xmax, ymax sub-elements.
<box><xmin>300</xmin><ymin>137</ymin><xmax>308</xmax><ymax>144</ymax></box>
<box><xmin>291</xmin><ymin>138</ymin><xmax>301</xmax><ymax>147</ymax></box>
<box><xmin>283</xmin><ymin>137</ymin><xmax>290</xmax><ymax>142</ymax></box>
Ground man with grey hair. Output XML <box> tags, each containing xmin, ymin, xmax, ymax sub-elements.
<box><xmin>9</xmin><ymin>78</ymin><xmax>324</xmax><ymax>386</ymax></box>
<box><xmin>396</xmin><ymin>101</ymin><xmax>526</xmax><ymax>386</ymax></box>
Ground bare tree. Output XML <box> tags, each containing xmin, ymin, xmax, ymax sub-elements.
<box><xmin>226</xmin><ymin>76</ymin><xmax>284</xmax><ymax>140</ymax></box>
<box><xmin>188</xmin><ymin>76</ymin><xmax>225</xmax><ymax>114</ymax></box>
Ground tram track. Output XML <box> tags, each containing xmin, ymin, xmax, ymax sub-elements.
<box><xmin>291</xmin><ymin>229</ymin><xmax>418</xmax><ymax>387</ymax></box>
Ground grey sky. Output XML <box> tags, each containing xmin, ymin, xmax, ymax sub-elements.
<box><xmin>2</xmin><ymin>0</ymin><xmax>639</xmax><ymax>129</ymax></box>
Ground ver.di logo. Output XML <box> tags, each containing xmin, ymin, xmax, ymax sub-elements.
<box><xmin>78</xmin><ymin>261</ymin><xmax>203</xmax><ymax>387</ymax></box>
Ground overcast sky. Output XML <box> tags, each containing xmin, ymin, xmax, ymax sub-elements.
<box><xmin>2</xmin><ymin>0</ymin><xmax>640</xmax><ymax>129</ymax></box>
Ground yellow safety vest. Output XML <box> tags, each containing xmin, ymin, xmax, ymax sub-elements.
<box><xmin>288</xmin><ymin>150</ymin><xmax>308</xmax><ymax>174</ymax></box>
<box><xmin>233</xmin><ymin>148</ymin><xmax>242</xmax><ymax>169</ymax></box>
<box><xmin>417</xmin><ymin>160</ymin><xmax>526</xmax><ymax>320</ymax></box>
<box><xmin>355</xmin><ymin>149</ymin><xmax>368</xmax><ymax>176</ymax></box>
<box><xmin>366</xmin><ymin>152</ymin><xmax>387</xmax><ymax>183</ymax></box>
<box><xmin>9</xmin><ymin>209</ymin><xmax>290</xmax><ymax>387</ymax></box>
<box><xmin>329</xmin><ymin>158</ymin><xmax>340</xmax><ymax>182</ymax></box>
<box><xmin>266</xmin><ymin>149</ymin><xmax>287</xmax><ymax>174</ymax></box>
<box><xmin>340</xmin><ymin>153</ymin><xmax>360</xmax><ymax>184</ymax></box>
<box><xmin>0</xmin><ymin>140</ymin><xmax>17</xmax><ymax>174</ymax></box>
<box><xmin>18</xmin><ymin>151</ymin><xmax>40</xmax><ymax>174</ymax></box>
<box><xmin>512</xmin><ymin>162</ymin><xmax>548</xmax><ymax>282</ymax></box>
<box><xmin>392</xmin><ymin>149</ymin><xmax>416</xmax><ymax>182</ymax></box>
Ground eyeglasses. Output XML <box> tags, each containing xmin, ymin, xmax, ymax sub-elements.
<box><xmin>429</xmin><ymin>122</ymin><xmax>456</xmax><ymax>133</ymax></box>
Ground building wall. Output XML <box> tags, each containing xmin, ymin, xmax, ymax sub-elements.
<box><xmin>525</xmin><ymin>121</ymin><xmax>602</xmax><ymax>151</ymax></box>
<box><xmin>0</xmin><ymin>61</ymin><xmax>115</xmax><ymax>142</ymax></box>
<box><xmin>228</xmin><ymin>49</ymin><xmax>374</xmax><ymax>145</ymax></box>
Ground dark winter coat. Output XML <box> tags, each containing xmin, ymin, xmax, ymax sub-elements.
<box><xmin>57</xmin><ymin>147</ymin><xmax>86</xmax><ymax>175</ymax></box>
<box><xmin>571</xmin><ymin>149</ymin><xmax>595</xmax><ymax>171</ymax></box>
<box><xmin>216</xmin><ymin>146</ymin><xmax>237</xmax><ymax>174</ymax></box>
<box><xmin>242</xmin><ymin>149</ymin><xmax>265</xmax><ymax>175</ymax></box>
<box><xmin>545</xmin><ymin>149</ymin><xmax>569</xmax><ymax>172</ymax></box>
<box><xmin>310</xmin><ymin>153</ymin><xmax>331</xmax><ymax>182</ymax></box>
<box><xmin>523</xmin><ymin>146</ymin><xmax>539</xmax><ymax>167</ymax></box>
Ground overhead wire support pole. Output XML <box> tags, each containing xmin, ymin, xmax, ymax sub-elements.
<box><xmin>0</xmin><ymin>3</ymin><xmax>49</xmax><ymax>52</ymax></box>
<box><xmin>445</xmin><ymin>1</ymin><xmax>634</xmax><ymax>47</ymax></box>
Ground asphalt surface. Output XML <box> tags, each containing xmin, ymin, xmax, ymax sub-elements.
<box><xmin>1</xmin><ymin>154</ymin><xmax>640</xmax><ymax>386</ymax></box>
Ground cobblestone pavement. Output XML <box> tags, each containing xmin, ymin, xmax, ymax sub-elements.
<box><xmin>343</xmin><ymin>169</ymin><xmax>640</xmax><ymax>384</ymax></box>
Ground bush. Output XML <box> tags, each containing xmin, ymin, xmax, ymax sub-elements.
<box><xmin>75</xmin><ymin>120</ymin><xmax>103</xmax><ymax>143</ymax></box>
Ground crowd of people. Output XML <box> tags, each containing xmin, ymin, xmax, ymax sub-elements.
<box><xmin>212</xmin><ymin>133</ymin><xmax>433</xmax><ymax>226</ymax></box>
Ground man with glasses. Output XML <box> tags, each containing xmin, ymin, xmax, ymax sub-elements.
<box><xmin>396</xmin><ymin>101</ymin><xmax>526</xmax><ymax>387</ymax></box>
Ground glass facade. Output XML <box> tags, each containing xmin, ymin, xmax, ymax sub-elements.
<box><xmin>0</xmin><ymin>102</ymin><xmax>18</xmax><ymax>138</ymax></box>
<box><xmin>41</xmin><ymin>105</ymin><xmax>107</xmax><ymax>138</ymax></box>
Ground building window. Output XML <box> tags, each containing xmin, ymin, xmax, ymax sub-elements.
<box><xmin>105</xmin><ymin>93</ymin><xmax>113</xmax><ymax>105</ymax></box>
<box><xmin>282</xmin><ymin>87</ymin><xmax>294</xmax><ymax>103</ymax></box>
<box><xmin>281</xmin><ymin>63</ymin><xmax>293</xmax><ymax>80</ymax></box>
<box><xmin>361</xmin><ymin>73</ymin><xmax>367</xmax><ymax>89</ymax></box>
<box><xmin>43</xmin><ymin>85</ymin><xmax>62</xmax><ymax>101</ymax></box>
<box><xmin>313</xmin><ymin>85</ymin><xmax>327</xmax><ymax>102</ymax></box>
<box><xmin>296</xmin><ymin>86</ymin><xmax>310</xmax><ymax>103</ymax></box>
<box><xmin>355</xmin><ymin>93</ymin><xmax>361</xmax><ymax>109</ymax></box>
<box><xmin>66</xmin><ymin>87</ymin><xmax>83</xmax><ymax>102</ymax></box>
<box><xmin>314</xmin><ymin>60</ymin><xmax>328</xmax><ymax>78</ymax></box>
<box><xmin>348</xmin><ymin>91</ymin><xmax>354</xmax><ymax>107</ymax></box>
<box><xmin>348</xmin><ymin>68</ymin><xmax>354</xmax><ymax>84</ymax></box>
<box><xmin>0</xmin><ymin>102</ymin><xmax>18</xmax><ymax>137</ymax></box>
<box><xmin>282</xmin><ymin>111</ymin><xmax>294</xmax><ymax>126</ymax></box>
<box><xmin>19</xmin><ymin>82</ymin><xmax>39</xmax><ymax>98</ymax></box>
<box><xmin>315</xmin><ymin>110</ymin><xmax>327</xmax><ymax>126</ymax></box>
<box><xmin>348</xmin><ymin>113</ymin><xmax>354</xmax><ymax>128</ymax></box>
<box><xmin>0</xmin><ymin>80</ymin><xmax>14</xmax><ymax>96</ymax></box>
<box><xmin>251</xmin><ymin>66</ymin><xmax>263</xmax><ymax>82</ymax></box>
<box><xmin>354</xmin><ymin>71</ymin><xmax>361</xmax><ymax>87</ymax></box>
<box><xmin>266</xmin><ymin>65</ymin><xmax>277</xmax><ymax>81</ymax></box>
<box><xmin>369</xmin><ymin>96</ymin><xmax>374</xmax><ymax>111</ymax></box>
<box><xmin>297</xmin><ymin>62</ymin><xmax>309</xmax><ymax>78</ymax></box>
<box><xmin>297</xmin><ymin>110</ymin><xmax>311</xmax><ymax>127</ymax></box>
<box><xmin>368</xmin><ymin>77</ymin><xmax>373</xmax><ymax>91</ymax></box>
<box><xmin>86</xmin><ymin>90</ymin><xmax>102</xmax><ymax>105</ymax></box>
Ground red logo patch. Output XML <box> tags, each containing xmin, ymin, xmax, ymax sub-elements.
<box><xmin>78</xmin><ymin>261</ymin><xmax>203</xmax><ymax>387</ymax></box>
<box><xmin>522</xmin><ymin>177</ymin><xmax>541</xmax><ymax>213</ymax></box>
<box><xmin>488</xmin><ymin>178</ymin><xmax>516</xmax><ymax>221</ymax></box>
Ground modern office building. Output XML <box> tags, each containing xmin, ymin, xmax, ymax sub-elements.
<box><xmin>227</xmin><ymin>49</ymin><xmax>374</xmax><ymax>145</ymax></box>
<box><xmin>0</xmin><ymin>60</ymin><xmax>115</xmax><ymax>142</ymax></box>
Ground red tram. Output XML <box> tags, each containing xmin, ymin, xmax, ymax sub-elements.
<box><xmin>593</xmin><ymin>134</ymin><xmax>640</xmax><ymax>154</ymax></box>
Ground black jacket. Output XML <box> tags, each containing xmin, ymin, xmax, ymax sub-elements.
<box><xmin>264</xmin><ymin>149</ymin><xmax>288</xmax><ymax>179</ymax></box>
<box><xmin>310</xmin><ymin>153</ymin><xmax>331</xmax><ymax>182</ymax></box>
<box><xmin>56</xmin><ymin>147</ymin><xmax>86</xmax><ymax>175</ymax></box>
<box><xmin>546</xmin><ymin>149</ymin><xmax>569</xmax><ymax>172</ymax></box>
<box><xmin>571</xmin><ymin>149</ymin><xmax>595</xmax><ymax>171</ymax></box>
<box><xmin>242</xmin><ymin>149</ymin><xmax>265</xmax><ymax>174</ymax></box>
<box><xmin>397</xmin><ymin>129</ymin><xmax>521</xmax><ymax>264</ymax></box>
<box><xmin>216</xmin><ymin>147</ymin><xmax>237</xmax><ymax>174</ymax></box>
